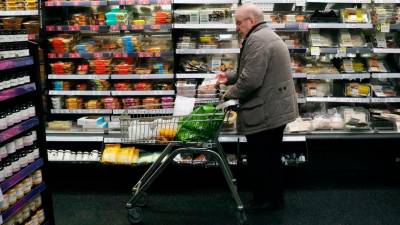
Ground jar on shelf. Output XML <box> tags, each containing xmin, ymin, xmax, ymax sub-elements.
<box><xmin>32</xmin><ymin>170</ymin><xmax>42</xmax><ymax>185</ymax></box>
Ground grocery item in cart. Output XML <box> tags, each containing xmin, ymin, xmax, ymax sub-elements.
<box><xmin>176</xmin><ymin>104</ymin><xmax>224</xmax><ymax>142</ymax></box>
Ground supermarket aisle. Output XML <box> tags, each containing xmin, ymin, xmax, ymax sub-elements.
<box><xmin>52</xmin><ymin>185</ymin><xmax>400</xmax><ymax>225</ymax></box>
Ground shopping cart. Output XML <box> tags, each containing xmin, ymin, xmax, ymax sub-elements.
<box><xmin>120</xmin><ymin>100</ymin><xmax>247</xmax><ymax>225</ymax></box>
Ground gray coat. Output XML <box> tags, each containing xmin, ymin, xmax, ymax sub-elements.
<box><xmin>225</xmin><ymin>23</ymin><xmax>299</xmax><ymax>135</ymax></box>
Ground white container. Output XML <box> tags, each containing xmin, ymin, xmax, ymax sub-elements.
<box><xmin>15</xmin><ymin>137</ymin><xmax>24</xmax><ymax>150</ymax></box>
<box><xmin>6</xmin><ymin>141</ymin><xmax>16</xmax><ymax>154</ymax></box>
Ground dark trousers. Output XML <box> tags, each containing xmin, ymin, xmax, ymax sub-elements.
<box><xmin>245</xmin><ymin>125</ymin><xmax>286</xmax><ymax>203</ymax></box>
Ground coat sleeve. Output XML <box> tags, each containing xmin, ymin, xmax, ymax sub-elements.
<box><xmin>224</xmin><ymin>39</ymin><xmax>270</xmax><ymax>100</ymax></box>
<box><xmin>225</xmin><ymin>71</ymin><xmax>237</xmax><ymax>85</ymax></box>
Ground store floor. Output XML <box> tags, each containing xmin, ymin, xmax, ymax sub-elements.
<box><xmin>51</xmin><ymin>177</ymin><xmax>400</xmax><ymax>225</ymax></box>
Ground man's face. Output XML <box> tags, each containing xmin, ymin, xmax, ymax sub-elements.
<box><xmin>235</xmin><ymin>12</ymin><xmax>254</xmax><ymax>38</ymax></box>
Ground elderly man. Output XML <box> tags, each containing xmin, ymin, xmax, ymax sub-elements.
<box><xmin>217</xmin><ymin>4</ymin><xmax>298</xmax><ymax>213</ymax></box>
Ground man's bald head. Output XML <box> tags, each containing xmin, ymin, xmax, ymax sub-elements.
<box><xmin>235</xmin><ymin>3</ymin><xmax>264</xmax><ymax>24</ymax></box>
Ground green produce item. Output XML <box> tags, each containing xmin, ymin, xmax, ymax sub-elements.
<box><xmin>176</xmin><ymin>105</ymin><xmax>224</xmax><ymax>142</ymax></box>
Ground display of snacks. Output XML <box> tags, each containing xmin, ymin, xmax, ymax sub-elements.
<box><xmin>48</xmin><ymin>34</ymin><xmax>76</xmax><ymax>54</ymax></box>
<box><xmin>345</xmin><ymin>83</ymin><xmax>371</xmax><ymax>97</ymax></box>
<box><xmin>372</xmin><ymin>5</ymin><xmax>395</xmax><ymax>24</ymax></box>
<box><xmin>143</xmin><ymin>97</ymin><xmax>160</xmax><ymax>109</ymax></box>
<box><xmin>114</xmin><ymin>63</ymin><xmax>134</xmax><ymax>74</ymax></box>
<box><xmin>85</xmin><ymin>99</ymin><xmax>102</xmax><ymax>109</ymax></box>
<box><xmin>264</xmin><ymin>13</ymin><xmax>305</xmax><ymax>23</ymax></box>
<box><xmin>105</xmin><ymin>8</ymin><xmax>128</xmax><ymax>26</ymax></box>
<box><xmin>341</xmin><ymin>8</ymin><xmax>370</xmax><ymax>23</ymax></box>
<box><xmin>122</xmin><ymin>97</ymin><xmax>141</xmax><ymax>109</ymax></box>
<box><xmin>114</xmin><ymin>82</ymin><xmax>130</xmax><ymax>91</ymax></box>
<box><xmin>174</xmin><ymin>10</ymin><xmax>199</xmax><ymax>24</ymax></box>
<box><xmin>103</xmin><ymin>97</ymin><xmax>120</xmax><ymax>109</ymax></box>
<box><xmin>199</xmin><ymin>8</ymin><xmax>230</xmax><ymax>24</ymax></box>
<box><xmin>161</xmin><ymin>97</ymin><xmax>173</xmax><ymax>109</ymax></box>
<box><xmin>50</xmin><ymin>62</ymin><xmax>74</xmax><ymax>74</ymax></box>
<box><xmin>133</xmin><ymin>82</ymin><xmax>152</xmax><ymax>90</ymax></box>
<box><xmin>65</xmin><ymin>97</ymin><xmax>84</xmax><ymax>109</ymax></box>
<box><xmin>89</xmin><ymin>59</ymin><xmax>112</xmax><ymax>74</ymax></box>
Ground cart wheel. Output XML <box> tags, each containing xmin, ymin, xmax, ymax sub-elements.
<box><xmin>135</xmin><ymin>192</ymin><xmax>148</xmax><ymax>207</ymax></box>
<box><xmin>128</xmin><ymin>207</ymin><xmax>143</xmax><ymax>224</ymax></box>
<box><xmin>237</xmin><ymin>210</ymin><xmax>247</xmax><ymax>225</ymax></box>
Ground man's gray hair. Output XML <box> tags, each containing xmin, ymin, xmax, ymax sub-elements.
<box><xmin>237</xmin><ymin>3</ymin><xmax>264</xmax><ymax>23</ymax></box>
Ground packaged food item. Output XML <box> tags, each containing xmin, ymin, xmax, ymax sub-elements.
<box><xmin>90</xmin><ymin>59</ymin><xmax>112</xmax><ymax>74</ymax></box>
<box><xmin>76</xmin><ymin>83</ymin><xmax>88</xmax><ymax>91</ymax></box>
<box><xmin>154</xmin><ymin>83</ymin><xmax>173</xmax><ymax>90</ymax></box>
<box><xmin>77</xmin><ymin>64</ymin><xmax>89</xmax><ymax>75</ymax></box>
<box><xmin>122</xmin><ymin>98</ymin><xmax>141</xmax><ymax>109</ymax></box>
<box><xmin>85</xmin><ymin>99</ymin><xmax>102</xmax><ymax>109</ymax></box>
<box><xmin>114</xmin><ymin>82</ymin><xmax>131</xmax><ymax>91</ymax></box>
<box><xmin>133</xmin><ymin>82</ymin><xmax>152</xmax><ymax>90</ymax></box>
<box><xmin>345</xmin><ymin>83</ymin><xmax>371</xmax><ymax>97</ymax></box>
<box><xmin>1</xmin><ymin>17</ymin><xmax>24</xmax><ymax>29</ymax></box>
<box><xmin>114</xmin><ymin>63</ymin><xmax>133</xmax><ymax>74</ymax></box>
<box><xmin>50</xmin><ymin>62</ymin><xmax>74</xmax><ymax>74</ymax></box>
<box><xmin>199</xmin><ymin>8</ymin><xmax>230</xmax><ymax>24</ymax></box>
<box><xmin>174</xmin><ymin>10</ymin><xmax>199</xmax><ymax>24</ymax></box>
<box><xmin>48</xmin><ymin>34</ymin><xmax>76</xmax><ymax>54</ymax></box>
<box><xmin>47</xmin><ymin>121</ymin><xmax>72</xmax><ymax>130</ymax></box>
<box><xmin>368</xmin><ymin>58</ymin><xmax>388</xmax><ymax>73</ymax></box>
<box><xmin>371</xmin><ymin>85</ymin><xmax>397</xmax><ymax>97</ymax></box>
<box><xmin>121</xmin><ymin>35</ymin><xmax>139</xmax><ymax>53</ymax></box>
<box><xmin>105</xmin><ymin>8</ymin><xmax>129</xmax><ymax>25</ymax></box>
<box><xmin>142</xmin><ymin>97</ymin><xmax>160</xmax><ymax>109</ymax></box>
<box><xmin>22</xmin><ymin>21</ymin><xmax>39</xmax><ymax>34</ymax></box>
<box><xmin>103</xmin><ymin>97</ymin><xmax>120</xmax><ymax>109</ymax></box>
<box><xmin>92</xmin><ymin>12</ymin><xmax>106</xmax><ymax>25</ymax></box>
<box><xmin>154</xmin><ymin>11</ymin><xmax>172</xmax><ymax>24</ymax></box>
<box><xmin>341</xmin><ymin>8</ymin><xmax>370</xmax><ymax>23</ymax></box>
<box><xmin>305</xmin><ymin>81</ymin><xmax>332</xmax><ymax>97</ymax></box>
<box><xmin>65</xmin><ymin>97</ymin><xmax>84</xmax><ymax>109</ymax></box>
<box><xmin>161</xmin><ymin>97</ymin><xmax>174</xmax><ymax>109</ymax></box>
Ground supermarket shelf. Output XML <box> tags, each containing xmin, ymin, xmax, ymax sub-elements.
<box><xmin>176</xmin><ymin>48</ymin><xmax>240</xmax><ymax>54</ymax></box>
<box><xmin>111</xmin><ymin>74</ymin><xmax>174</xmax><ymax>79</ymax></box>
<box><xmin>371</xmin><ymin>73</ymin><xmax>400</xmax><ymax>79</ymax></box>
<box><xmin>48</xmin><ymin>90</ymin><xmax>111</xmax><ymax>96</ymax></box>
<box><xmin>372</xmin><ymin>48</ymin><xmax>400</xmax><ymax>54</ymax></box>
<box><xmin>266</xmin><ymin>23</ymin><xmax>285</xmax><ymax>29</ymax></box>
<box><xmin>51</xmin><ymin>109</ymin><xmax>113</xmax><ymax>114</ymax></box>
<box><xmin>318</xmin><ymin>47</ymin><xmax>371</xmax><ymax>54</ymax></box>
<box><xmin>48</xmin><ymin>74</ymin><xmax>110</xmax><ymax>80</ymax></box>
<box><xmin>111</xmin><ymin>90</ymin><xmax>175</xmax><ymax>96</ymax></box>
<box><xmin>46</xmin><ymin>134</ymin><xmax>104</xmax><ymax>142</ymax></box>
<box><xmin>370</xmin><ymin>97</ymin><xmax>400</xmax><ymax>103</ymax></box>
<box><xmin>0</xmin><ymin>117</ymin><xmax>39</xmax><ymax>144</ymax></box>
<box><xmin>45</xmin><ymin>0</ymin><xmax>107</xmax><ymax>6</ymax></box>
<box><xmin>306</xmin><ymin>73</ymin><xmax>370</xmax><ymax>80</ymax></box>
<box><xmin>307</xmin><ymin>23</ymin><xmax>373</xmax><ymax>29</ymax></box>
<box><xmin>108</xmin><ymin>0</ymin><xmax>171</xmax><ymax>5</ymax></box>
<box><xmin>45</xmin><ymin>24</ymin><xmax>172</xmax><ymax>32</ymax></box>
<box><xmin>267</xmin><ymin>23</ymin><xmax>308</xmax><ymax>31</ymax></box>
<box><xmin>173</xmin><ymin>0</ymin><xmax>237</xmax><ymax>3</ymax></box>
<box><xmin>0</xmin><ymin>57</ymin><xmax>33</xmax><ymax>71</ymax></box>
<box><xmin>176</xmin><ymin>73</ymin><xmax>216</xmax><ymax>79</ymax></box>
<box><xmin>46</xmin><ymin>126</ymin><xmax>105</xmax><ymax>134</ymax></box>
<box><xmin>112</xmin><ymin>108</ymin><xmax>174</xmax><ymax>114</ymax></box>
<box><xmin>307</xmin><ymin>0</ymin><xmax>371</xmax><ymax>2</ymax></box>
<box><xmin>1</xmin><ymin>183</ymin><xmax>46</xmax><ymax>223</ymax></box>
<box><xmin>288</xmin><ymin>47</ymin><xmax>308</xmax><ymax>53</ymax></box>
<box><xmin>0</xmin><ymin>83</ymin><xmax>36</xmax><ymax>102</ymax></box>
<box><xmin>374</xmin><ymin>0</ymin><xmax>400</xmax><ymax>2</ymax></box>
<box><xmin>173</xmin><ymin>24</ymin><xmax>236</xmax><ymax>29</ymax></box>
<box><xmin>47</xmin><ymin>51</ymin><xmax>173</xmax><ymax>59</ymax></box>
<box><xmin>0</xmin><ymin>10</ymin><xmax>38</xmax><ymax>16</ymax></box>
<box><xmin>306</xmin><ymin>97</ymin><xmax>370</xmax><ymax>103</ymax></box>
<box><xmin>0</xmin><ymin>158</ymin><xmax>44</xmax><ymax>193</ymax></box>
<box><xmin>195</xmin><ymin>98</ymin><xmax>220</xmax><ymax>103</ymax></box>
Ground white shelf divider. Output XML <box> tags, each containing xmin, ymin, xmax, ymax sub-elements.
<box><xmin>49</xmin><ymin>90</ymin><xmax>111</xmax><ymax>96</ymax></box>
<box><xmin>48</xmin><ymin>74</ymin><xmax>110</xmax><ymax>80</ymax></box>
<box><xmin>111</xmin><ymin>74</ymin><xmax>174</xmax><ymax>79</ymax></box>
<box><xmin>173</xmin><ymin>0</ymin><xmax>238</xmax><ymax>3</ymax></box>
<box><xmin>307</xmin><ymin>0</ymin><xmax>370</xmax><ymax>2</ymax></box>
<box><xmin>113</xmin><ymin>108</ymin><xmax>174</xmax><ymax>114</ymax></box>
<box><xmin>306</xmin><ymin>97</ymin><xmax>370</xmax><ymax>103</ymax></box>
<box><xmin>373</xmin><ymin>48</ymin><xmax>400</xmax><ymax>54</ymax></box>
<box><xmin>176</xmin><ymin>73</ymin><xmax>216</xmax><ymax>79</ymax></box>
<box><xmin>0</xmin><ymin>10</ymin><xmax>38</xmax><ymax>16</ymax></box>
<box><xmin>371</xmin><ymin>98</ymin><xmax>400</xmax><ymax>103</ymax></box>
<box><xmin>46</xmin><ymin>135</ymin><xmax>104</xmax><ymax>142</ymax></box>
<box><xmin>371</xmin><ymin>73</ymin><xmax>400</xmax><ymax>79</ymax></box>
<box><xmin>176</xmin><ymin>48</ymin><xmax>240</xmax><ymax>54</ymax></box>
<box><xmin>51</xmin><ymin>109</ymin><xmax>113</xmax><ymax>114</ymax></box>
<box><xmin>306</xmin><ymin>73</ymin><xmax>370</xmax><ymax>80</ymax></box>
<box><xmin>111</xmin><ymin>90</ymin><xmax>175</xmax><ymax>96</ymax></box>
<box><xmin>307</xmin><ymin>23</ymin><xmax>373</xmax><ymax>29</ymax></box>
<box><xmin>173</xmin><ymin>24</ymin><xmax>236</xmax><ymax>29</ymax></box>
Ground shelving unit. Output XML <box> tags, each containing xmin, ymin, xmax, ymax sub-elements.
<box><xmin>0</xmin><ymin>40</ymin><xmax>54</xmax><ymax>224</ymax></box>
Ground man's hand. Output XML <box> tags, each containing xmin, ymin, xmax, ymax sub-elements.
<box><xmin>215</xmin><ymin>72</ymin><xmax>228</xmax><ymax>85</ymax></box>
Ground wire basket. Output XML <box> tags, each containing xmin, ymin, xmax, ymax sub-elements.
<box><xmin>120</xmin><ymin>103</ymin><xmax>225</xmax><ymax>144</ymax></box>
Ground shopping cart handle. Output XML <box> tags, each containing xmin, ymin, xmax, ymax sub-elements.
<box><xmin>216</xmin><ymin>99</ymin><xmax>239</xmax><ymax>110</ymax></box>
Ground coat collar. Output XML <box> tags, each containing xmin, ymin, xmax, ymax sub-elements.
<box><xmin>244</xmin><ymin>22</ymin><xmax>267</xmax><ymax>40</ymax></box>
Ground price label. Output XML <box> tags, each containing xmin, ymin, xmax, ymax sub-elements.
<box><xmin>93</xmin><ymin>52</ymin><xmax>102</xmax><ymax>58</ymax></box>
<box><xmin>151</xmin><ymin>24</ymin><xmax>161</xmax><ymax>30</ymax></box>
<box><xmin>337</xmin><ymin>47</ymin><xmax>347</xmax><ymax>58</ymax></box>
<box><xmin>46</xmin><ymin>26</ymin><xmax>55</xmax><ymax>31</ymax></box>
<box><xmin>154</xmin><ymin>52</ymin><xmax>161</xmax><ymax>57</ymax></box>
<box><xmin>90</xmin><ymin>25</ymin><xmax>99</xmax><ymax>31</ymax></box>
<box><xmin>381</xmin><ymin>23</ymin><xmax>390</xmax><ymax>33</ymax></box>
<box><xmin>139</xmin><ymin>0</ymin><xmax>150</xmax><ymax>4</ymax></box>
<box><xmin>133</xmin><ymin>25</ymin><xmax>144</xmax><ymax>30</ymax></box>
<box><xmin>56</xmin><ymin>26</ymin><xmax>63</xmax><ymax>31</ymax></box>
<box><xmin>310</xmin><ymin>47</ymin><xmax>320</xmax><ymax>56</ymax></box>
<box><xmin>48</xmin><ymin>53</ymin><xmax>56</xmax><ymax>58</ymax></box>
<box><xmin>121</xmin><ymin>24</ymin><xmax>128</xmax><ymax>30</ymax></box>
<box><xmin>125</xmin><ymin>0</ymin><xmax>133</xmax><ymax>4</ymax></box>
<box><xmin>70</xmin><ymin>53</ymin><xmax>80</xmax><ymax>58</ymax></box>
<box><xmin>55</xmin><ymin>1</ymin><xmax>62</xmax><ymax>6</ymax></box>
<box><xmin>72</xmin><ymin>1</ymin><xmax>80</xmax><ymax>6</ymax></box>
<box><xmin>92</xmin><ymin>1</ymin><xmax>100</xmax><ymax>6</ymax></box>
